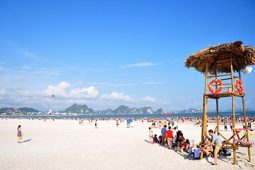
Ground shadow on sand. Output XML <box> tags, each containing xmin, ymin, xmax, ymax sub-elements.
<box><xmin>144</xmin><ymin>139</ymin><xmax>152</xmax><ymax>144</ymax></box>
<box><xmin>22</xmin><ymin>138</ymin><xmax>32</xmax><ymax>143</ymax></box>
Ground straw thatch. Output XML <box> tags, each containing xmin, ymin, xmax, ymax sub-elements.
<box><xmin>185</xmin><ymin>41</ymin><xmax>255</xmax><ymax>73</ymax></box>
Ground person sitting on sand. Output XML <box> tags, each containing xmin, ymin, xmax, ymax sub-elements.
<box><xmin>208</xmin><ymin>129</ymin><xmax>222</xmax><ymax>165</ymax></box>
<box><xmin>17</xmin><ymin>125</ymin><xmax>23</xmax><ymax>143</ymax></box>
<box><xmin>175</xmin><ymin>130</ymin><xmax>184</xmax><ymax>152</ymax></box>
<box><xmin>182</xmin><ymin>139</ymin><xmax>190</xmax><ymax>153</ymax></box>
<box><xmin>201</xmin><ymin>139</ymin><xmax>213</xmax><ymax>157</ymax></box>
<box><xmin>153</xmin><ymin>134</ymin><xmax>159</xmax><ymax>144</ymax></box>
<box><xmin>158</xmin><ymin>135</ymin><xmax>163</xmax><ymax>144</ymax></box>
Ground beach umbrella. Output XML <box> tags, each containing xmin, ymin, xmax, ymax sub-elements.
<box><xmin>127</xmin><ymin>119</ymin><xmax>132</xmax><ymax>124</ymax></box>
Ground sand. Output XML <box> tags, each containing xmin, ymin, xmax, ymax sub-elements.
<box><xmin>0</xmin><ymin>119</ymin><xmax>254</xmax><ymax>170</ymax></box>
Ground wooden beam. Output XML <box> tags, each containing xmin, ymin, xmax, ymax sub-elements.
<box><xmin>201</xmin><ymin>63</ymin><xmax>209</xmax><ymax>160</ymax></box>
<box><xmin>230</xmin><ymin>57</ymin><xmax>237</xmax><ymax>165</ymax></box>
<box><xmin>240</xmin><ymin>72</ymin><xmax>251</xmax><ymax>162</ymax></box>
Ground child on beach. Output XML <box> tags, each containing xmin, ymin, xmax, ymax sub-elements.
<box><xmin>17</xmin><ymin>125</ymin><xmax>23</xmax><ymax>143</ymax></box>
<box><xmin>153</xmin><ymin>134</ymin><xmax>159</xmax><ymax>144</ymax></box>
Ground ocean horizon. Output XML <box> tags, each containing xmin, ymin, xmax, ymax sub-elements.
<box><xmin>2</xmin><ymin>111</ymin><xmax>254</xmax><ymax>119</ymax></box>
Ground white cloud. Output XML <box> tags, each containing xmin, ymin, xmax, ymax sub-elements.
<box><xmin>43</xmin><ymin>81</ymin><xmax>70</xmax><ymax>97</ymax></box>
<box><xmin>69</xmin><ymin>86</ymin><xmax>98</xmax><ymax>99</ymax></box>
<box><xmin>140</xmin><ymin>96</ymin><xmax>157</xmax><ymax>103</ymax></box>
<box><xmin>0</xmin><ymin>88</ymin><xmax>6</xmax><ymax>96</ymax></box>
<box><xmin>101</xmin><ymin>91</ymin><xmax>132</xmax><ymax>102</ymax></box>
<box><xmin>43</xmin><ymin>81</ymin><xmax>98</xmax><ymax>99</ymax></box>
<box><xmin>120</xmin><ymin>62</ymin><xmax>158</xmax><ymax>69</ymax></box>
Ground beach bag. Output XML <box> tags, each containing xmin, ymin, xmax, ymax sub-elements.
<box><xmin>193</xmin><ymin>148</ymin><xmax>200</xmax><ymax>159</ymax></box>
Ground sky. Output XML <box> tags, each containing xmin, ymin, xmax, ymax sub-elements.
<box><xmin>0</xmin><ymin>0</ymin><xmax>254</xmax><ymax>111</ymax></box>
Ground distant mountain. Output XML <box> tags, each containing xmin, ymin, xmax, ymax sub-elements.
<box><xmin>0</xmin><ymin>104</ymin><xmax>164</xmax><ymax>115</ymax></box>
<box><xmin>96</xmin><ymin>105</ymin><xmax>162</xmax><ymax>114</ymax></box>
<box><xmin>19</xmin><ymin>107</ymin><xmax>39</xmax><ymax>113</ymax></box>
<box><xmin>65</xmin><ymin>103</ymin><xmax>94</xmax><ymax>114</ymax></box>
<box><xmin>65</xmin><ymin>104</ymin><xmax>163</xmax><ymax>114</ymax></box>
<box><xmin>176</xmin><ymin>108</ymin><xmax>202</xmax><ymax>114</ymax></box>
<box><xmin>114</xmin><ymin>105</ymin><xmax>130</xmax><ymax>114</ymax></box>
<box><xmin>0</xmin><ymin>107</ymin><xmax>39</xmax><ymax>115</ymax></box>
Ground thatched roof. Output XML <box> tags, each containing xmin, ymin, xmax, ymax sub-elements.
<box><xmin>185</xmin><ymin>41</ymin><xmax>255</xmax><ymax>73</ymax></box>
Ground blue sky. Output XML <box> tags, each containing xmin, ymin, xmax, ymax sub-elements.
<box><xmin>0</xmin><ymin>0</ymin><xmax>254</xmax><ymax>111</ymax></box>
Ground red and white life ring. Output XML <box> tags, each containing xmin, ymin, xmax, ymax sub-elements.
<box><xmin>236</xmin><ymin>79</ymin><xmax>245</xmax><ymax>94</ymax></box>
<box><xmin>208</xmin><ymin>78</ymin><xmax>224</xmax><ymax>94</ymax></box>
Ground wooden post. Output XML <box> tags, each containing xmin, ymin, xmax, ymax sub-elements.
<box><xmin>215</xmin><ymin>71</ymin><xmax>220</xmax><ymax>134</ymax></box>
<box><xmin>239</xmin><ymin>72</ymin><xmax>251</xmax><ymax>162</ymax></box>
<box><xmin>204</xmin><ymin>63</ymin><xmax>209</xmax><ymax>137</ymax></box>
<box><xmin>230</xmin><ymin>58</ymin><xmax>237</xmax><ymax>164</ymax></box>
<box><xmin>200</xmin><ymin>63</ymin><xmax>209</xmax><ymax>159</ymax></box>
<box><xmin>216</xmin><ymin>98</ymin><xmax>220</xmax><ymax>133</ymax></box>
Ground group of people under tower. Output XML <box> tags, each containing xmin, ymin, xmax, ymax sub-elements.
<box><xmin>148</xmin><ymin>123</ymin><xmax>223</xmax><ymax>165</ymax></box>
<box><xmin>149</xmin><ymin>124</ymin><xmax>191</xmax><ymax>152</ymax></box>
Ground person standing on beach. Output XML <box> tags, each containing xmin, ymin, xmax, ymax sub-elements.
<box><xmin>17</xmin><ymin>125</ymin><xmax>23</xmax><ymax>143</ymax></box>
<box><xmin>175</xmin><ymin>130</ymin><xmax>184</xmax><ymax>152</ymax></box>
<box><xmin>166</xmin><ymin>126</ymin><xmax>173</xmax><ymax>149</ymax></box>
<box><xmin>149</xmin><ymin>127</ymin><xmax>153</xmax><ymax>143</ymax></box>
<box><xmin>95</xmin><ymin>120</ymin><xmax>98</xmax><ymax>129</ymax></box>
<box><xmin>161</xmin><ymin>125</ymin><xmax>167</xmax><ymax>145</ymax></box>
<box><xmin>224</xmin><ymin>121</ymin><xmax>227</xmax><ymax>131</ymax></box>
<box><xmin>208</xmin><ymin>129</ymin><xmax>222</xmax><ymax>165</ymax></box>
<box><xmin>116</xmin><ymin>119</ymin><xmax>119</xmax><ymax>127</ymax></box>
<box><xmin>248</xmin><ymin>120</ymin><xmax>251</xmax><ymax>130</ymax></box>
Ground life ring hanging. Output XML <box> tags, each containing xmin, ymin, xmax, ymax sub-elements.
<box><xmin>208</xmin><ymin>78</ymin><xmax>224</xmax><ymax>94</ymax></box>
<box><xmin>236</xmin><ymin>79</ymin><xmax>245</xmax><ymax>94</ymax></box>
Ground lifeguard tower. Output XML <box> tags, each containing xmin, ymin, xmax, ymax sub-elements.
<box><xmin>185</xmin><ymin>41</ymin><xmax>255</xmax><ymax>164</ymax></box>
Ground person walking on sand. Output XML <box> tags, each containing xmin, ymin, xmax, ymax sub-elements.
<box><xmin>208</xmin><ymin>129</ymin><xmax>222</xmax><ymax>165</ymax></box>
<box><xmin>224</xmin><ymin>121</ymin><xmax>227</xmax><ymax>131</ymax></box>
<box><xmin>116</xmin><ymin>119</ymin><xmax>119</xmax><ymax>127</ymax></box>
<box><xmin>17</xmin><ymin>125</ymin><xmax>23</xmax><ymax>143</ymax></box>
<box><xmin>95</xmin><ymin>119</ymin><xmax>98</xmax><ymax>129</ymax></box>
<box><xmin>149</xmin><ymin>127</ymin><xmax>153</xmax><ymax>143</ymax></box>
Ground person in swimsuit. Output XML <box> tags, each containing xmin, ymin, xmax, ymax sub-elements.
<box><xmin>17</xmin><ymin>125</ymin><xmax>23</xmax><ymax>143</ymax></box>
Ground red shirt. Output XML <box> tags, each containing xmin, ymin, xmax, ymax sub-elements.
<box><xmin>167</xmin><ymin>129</ymin><xmax>173</xmax><ymax>138</ymax></box>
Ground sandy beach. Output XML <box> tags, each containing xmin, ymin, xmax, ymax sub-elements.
<box><xmin>0</xmin><ymin>119</ymin><xmax>254</xmax><ymax>170</ymax></box>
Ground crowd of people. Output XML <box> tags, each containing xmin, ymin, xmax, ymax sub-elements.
<box><xmin>148</xmin><ymin>120</ymin><xmax>227</xmax><ymax>165</ymax></box>
<box><xmin>148</xmin><ymin>121</ymin><xmax>192</xmax><ymax>153</ymax></box>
